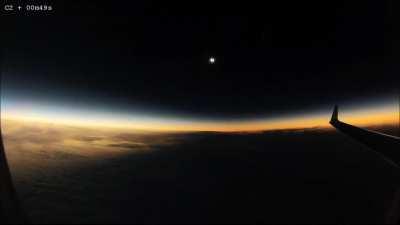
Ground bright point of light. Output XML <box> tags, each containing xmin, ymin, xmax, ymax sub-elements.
<box><xmin>209</xmin><ymin>57</ymin><xmax>215</xmax><ymax>64</ymax></box>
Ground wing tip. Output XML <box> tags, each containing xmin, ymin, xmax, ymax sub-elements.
<box><xmin>330</xmin><ymin>105</ymin><xmax>339</xmax><ymax>124</ymax></box>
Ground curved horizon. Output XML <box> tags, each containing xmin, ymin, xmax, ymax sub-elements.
<box><xmin>1</xmin><ymin>95</ymin><xmax>398</xmax><ymax>132</ymax></box>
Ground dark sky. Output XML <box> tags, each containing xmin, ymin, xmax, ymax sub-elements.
<box><xmin>2</xmin><ymin>0</ymin><xmax>398</xmax><ymax>120</ymax></box>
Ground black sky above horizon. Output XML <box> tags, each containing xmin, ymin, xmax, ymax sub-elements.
<box><xmin>2</xmin><ymin>0</ymin><xmax>398</xmax><ymax>120</ymax></box>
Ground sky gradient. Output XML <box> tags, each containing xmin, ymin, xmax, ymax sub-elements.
<box><xmin>1</xmin><ymin>2</ymin><xmax>398</xmax><ymax>132</ymax></box>
<box><xmin>2</xmin><ymin>93</ymin><xmax>398</xmax><ymax>132</ymax></box>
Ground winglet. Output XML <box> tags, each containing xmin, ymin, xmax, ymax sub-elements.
<box><xmin>330</xmin><ymin>105</ymin><xmax>339</xmax><ymax>124</ymax></box>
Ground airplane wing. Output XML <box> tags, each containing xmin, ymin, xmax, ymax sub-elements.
<box><xmin>330</xmin><ymin>105</ymin><xmax>400</xmax><ymax>165</ymax></box>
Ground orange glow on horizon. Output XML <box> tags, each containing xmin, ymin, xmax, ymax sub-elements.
<box><xmin>1</xmin><ymin>103</ymin><xmax>398</xmax><ymax>132</ymax></box>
